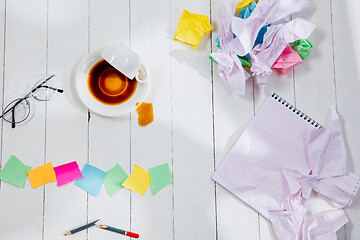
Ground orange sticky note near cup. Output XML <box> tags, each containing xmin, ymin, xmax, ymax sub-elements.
<box><xmin>27</xmin><ymin>162</ymin><xmax>57</xmax><ymax>189</ymax></box>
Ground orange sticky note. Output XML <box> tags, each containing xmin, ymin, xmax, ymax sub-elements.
<box><xmin>122</xmin><ymin>164</ymin><xmax>151</xmax><ymax>196</ymax></box>
<box><xmin>27</xmin><ymin>162</ymin><xmax>57</xmax><ymax>189</ymax></box>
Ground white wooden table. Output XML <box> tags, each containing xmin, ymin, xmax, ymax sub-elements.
<box><xmin>0</xmin><ymin>0</ymin><xmax>359</xmax><ymax>239</ymax></box>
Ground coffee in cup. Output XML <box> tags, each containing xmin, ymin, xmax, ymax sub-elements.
<box><xmin>88</xmin><ymin>59</ymin><xmax>137</xmax><ymax>105</ymax></box>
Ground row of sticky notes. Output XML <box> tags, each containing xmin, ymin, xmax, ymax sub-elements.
<box><xmin>0</xmin><ymin>155</ymin><xmax>173</xmax><ymax>197</ymax></box>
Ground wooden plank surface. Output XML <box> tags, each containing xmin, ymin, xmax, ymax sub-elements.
<box><xmin>0</xmin><ymin>0</ymin><xmax>4</xmax><ymax>161</ymax></box>
<box><xmin>0</xmin><ymin>0</ymin><xmax>47</xmax><ymax>239</ymax></box>
<box><xmin>87</xmin><ymin>1</ymin><xmax>131</xmax><ymax>240</ymax></box>
<box><xmin>171</xmin><ymin>0</ymin><xmax>216</xmax><ymax>239</ymax></box>
<box><xmin>332</xmin><ymin>0</ymin><xmax>360</xmax><ymax>239</ymax></box>
<box><xmin>130</xmin><ymin>0</ymin><xmax>174</xmax><ymax>239</ymax></box>
<box><xmin>44</xmin><ymin>1</ymin><xmax>89</xmax><ymax>240</ymax></box>
<box><xmin>0</xmin><ymin>0</ymin><xmax>359</xmax><ymax>240</ymax></box>
<box><xmin>210</xmin><ymin>0</ymin><xmax>259</xmax><ymax>239</ymax></box>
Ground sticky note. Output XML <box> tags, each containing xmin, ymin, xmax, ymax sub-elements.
<box><xmin>27</xmin><ymin>162</ymin><xmax>57</xmax><ymax>189</ymax></box>
<box><xmin>53</xmin><ymin>161</ymin><xmax>83</xmax><ymax>186</ymax></box>
<box><xmin>104</xmin><ymin>163</ymin><xmax>128</xmax><ymax>197</ymax></box>
<box><xmin>0</xmin><ymin>155</ymin><xmax>31</xmax><ymax>188</ymax></box>
<box><xmin>236</xmin><ymin>0</ymin><xmax>257</xmax><ymax>12</ymax></box>
<box><xmin>75</xmin><ymin>164</ymin><xmax>105</xmax><ymax>197</ymax></box>
<box><xmin>174</xmin><ymin>10</ymin><xmax>213</xmax><ymax>50</ymax></box>
<box><xmin>122</xmin><ymin>164</ymin><xmax>150</xmax><ymax>196</ymax></box>
<box><xmin>241</xmin><ymin>7</ymin><xmax>251</xmax><ymax>19</ymax></box>
<box><xmin>149</xmin><ymin>163</ymin><xmax>173</xmax><ymax>195</ymax></box>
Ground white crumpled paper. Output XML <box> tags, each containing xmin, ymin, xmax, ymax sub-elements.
<box><xmin>250</xmin><ymin>18</ymin><xmax>315</xmax><ymax>89</ymax></box>
<box><xmin>211</xmin><ymin>0</ymin><xmax>315</xmax><ymax>95</ymax></box>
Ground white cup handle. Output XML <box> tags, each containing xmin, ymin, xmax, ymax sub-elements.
<box><xmin>135</xmin><ymin>63</ymin><xmax>148</xmax><ymax>83</ymax></box>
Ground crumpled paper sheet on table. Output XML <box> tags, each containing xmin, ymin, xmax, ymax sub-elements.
<box><xmin>250</xmin><ymin>18</ymin><xmax>315</xmax><ymax>88</ymax></box>
<box><xmin>174</xmin><ymin>10</ymin><xmax>213</xmax><ymax>50</ymax></box>
<box><xmin>211</xmin><ymin>0</ymin><xmax>314</xmax><ymax>95</ymax></box>
<box><xmin>212</xmin><ymin>94</ymin><xmax>360</xmax><ymax>240</ymax></box>
<box><xmin>272</xmin><ymin>45</ymin><xmax>303</xmax><ymax>75</ymax></box>
<box><xmin>210</xmin><ymin>0</ymin><xmax>250</xmax><ymax>96</ymax></box>
<box><xmin>230</xmin><ymin>0</ymin><xmax>311</xmax><ymax>56</ymax></box>
<box><xmin>238</xmin><ymin>1</ymin><xmax>271</xmax><ymax>49</ymax></box>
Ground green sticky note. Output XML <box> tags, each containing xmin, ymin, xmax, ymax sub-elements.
<box><xmin>104</xmin><ymin>163</ymin><xmax>128</xmax><ymax>197</ymax></box>
<box><xmin>0</xmin><ymin>155</ymin><xmax>31</xmax><ymax>188</ymax></box>
<box><xmin>149</xmin><ymin>163</ymin><xmax>173</xmax><ymax>195</ymax></box>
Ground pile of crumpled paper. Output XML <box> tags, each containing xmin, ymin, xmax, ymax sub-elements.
<box><xmin>210</xmin><ymin>0</ymin><xmax>315</xmax><ymax>95</ymax></box>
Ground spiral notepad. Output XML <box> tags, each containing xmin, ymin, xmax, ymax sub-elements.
<box><xmin>269</xmin><ymin>93</ymin><xmax>322</xmax><ymax>129</ymax></box>
<box><xmin>212</xmin><ymin>92</ymin><xmax>359</xmax><ymax>220</ymax></box>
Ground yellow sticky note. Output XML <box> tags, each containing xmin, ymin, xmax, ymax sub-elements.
<box><xmin>122</xmin><ymin>164</ymin><xmax>150</xmax><ymax>196</ymax></box>
<box><xmin>236</xmin><ymin>0</ymin><xmax>257</xmax><ymax>12</ymax></box>
<box><xmin>27</xmin><ymin>162</ymin><xmax>57</xmax><ymax>189</ymax></box>
<box><xmin>174</xmin><ymin>10</ymin><xmax>213</xmax><ymax>50</ymax></box>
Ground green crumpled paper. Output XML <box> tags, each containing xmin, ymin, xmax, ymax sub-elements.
<box><xmin>290</xmin><ymin>39</ymin><xmax>313</xmax><ymax>60</ymax></box>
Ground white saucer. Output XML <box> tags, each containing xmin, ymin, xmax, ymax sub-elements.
<box><xmin>75</xmin><ymin>47</ymin><xmax>150</xmax><ymax>117</ymax></box>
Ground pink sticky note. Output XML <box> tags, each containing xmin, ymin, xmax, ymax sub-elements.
<box><xmin>272</xmin><ymin>45</ymin><xmax>303</xmax><ymax>75</ymax></box>
<box><xmin>54</xmin><ymin>161</ymin><xmax>83</xmax><ymax>186</ymax></box>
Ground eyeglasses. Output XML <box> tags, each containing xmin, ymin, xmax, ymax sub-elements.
<box><xmin>0</xmin><ymin>74</ymin><xmax>64</xmax><ymax>128</ymax></box>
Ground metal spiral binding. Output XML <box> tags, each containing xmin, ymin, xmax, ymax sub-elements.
<box><xmin>271</xmin><ymin>93</ymin><xmax>322</xmax><ymax>129</ymax></box>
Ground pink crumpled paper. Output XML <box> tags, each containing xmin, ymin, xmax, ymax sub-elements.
<box><xmin>272</xmin><ymin>45</ymin><xmax>303</xmax><ymax>75</ymax></box>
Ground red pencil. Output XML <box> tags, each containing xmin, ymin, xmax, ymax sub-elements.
<box><xmin>96</xmin><ymin>223</ymin><xmax>139</xmax><ymax>238</ymax></box>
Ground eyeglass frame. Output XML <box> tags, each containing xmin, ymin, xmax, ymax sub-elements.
<box><xmin>0</xmin><ymin>74</ymin><xmax>64</xmax><ymax>128</ymax></box>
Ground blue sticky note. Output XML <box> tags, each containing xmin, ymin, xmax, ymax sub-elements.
<box><xmin>249</xmin><ymin>2</ymin><xmax>257</xmax><ymax>12</ymax></box>
<box><xmin>75</xmin><ymin>164</ymin><xmax>105</xmax><ymax>197</ymax></box>
<box><xmin>215</xmin><ymin>37</ymin><xmax>220</xmax><ymax>48</ymax></box>
<box><xmin>241</xmin><ymin>8</ymin><xmax>251</xmax><ymax>19</ymax></box>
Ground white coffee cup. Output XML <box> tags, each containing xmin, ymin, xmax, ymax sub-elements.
<box><xmin>101</xmin><ymin>42</ymin><xmax>148</xmax><ymax>83</ymax></box>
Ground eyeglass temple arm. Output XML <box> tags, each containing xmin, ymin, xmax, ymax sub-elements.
<box><xmin>11</xmin><ymin>107</ymin><xmax>15</xmax><ymax>128</ymax></box>
<box><xmin>30</xmin><ymin>74</ymin><xmax>56</xmax><ymax>94</ymax></box>
<box><xmin>40</xmin><ymin>85</ymin><xmax>64</xmax><ymax>93</ymax></box>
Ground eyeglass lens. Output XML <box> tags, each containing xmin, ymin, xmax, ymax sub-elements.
<box><xmin>0</xmin><ymin>74</ymin><xmax>63</xmax><ymax>128</ymax></box>
<box><xmin>2</xmin><ymin>98</ymin><xmax>31</xmax><ymax>125</ymax></box>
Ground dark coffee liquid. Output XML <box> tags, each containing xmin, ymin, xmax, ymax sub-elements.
<box><xmin>88</xmin><ymin>59</ymin><xmax>137</xmax><ymax>105</ymax></box>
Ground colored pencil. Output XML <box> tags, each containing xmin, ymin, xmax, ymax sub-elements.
<box><xmin>96</xmin><ymin>224</ymin><xmax>139</xmax><ymax>238</ymax></box>
<box><xmin>64</xmin><ymin>219</ymin><xmax>100</xmax><ymax>236</ymax></box>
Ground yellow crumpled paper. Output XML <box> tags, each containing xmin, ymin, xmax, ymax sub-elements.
<box><xmin>174</xmin><ymin>10</ymin><xmax>213</xmax><ymax>50</ymax></box>
<box><xmin>236</xmin><ymin>0</ymin><xmax>257</xmax><ymax>12</ymax></box>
